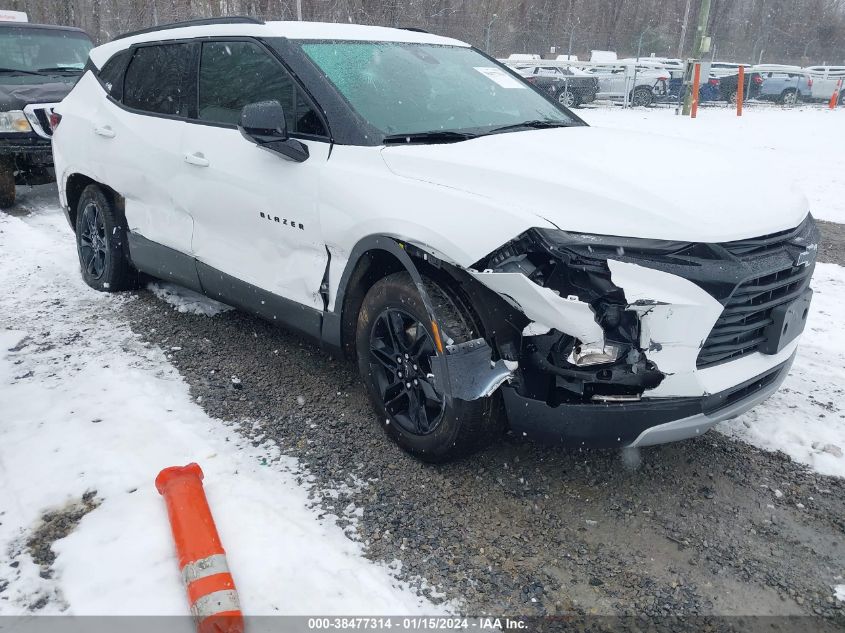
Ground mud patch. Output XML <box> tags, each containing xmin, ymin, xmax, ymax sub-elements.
<box><xmin>26</xmin><ymin>490</ymin><xmax>101</xmax><ymax>575</ymax></box>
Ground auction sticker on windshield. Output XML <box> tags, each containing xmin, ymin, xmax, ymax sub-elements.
<box><xmin>474</xmin><ymin>66</ymin><xmax>527</xmax><ymax>89</ymax></box>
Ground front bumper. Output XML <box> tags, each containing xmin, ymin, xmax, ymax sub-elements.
<box><xmin>0</xmin><ymin>135</ymin><xmax>55</xmax><ymax>184</ymax></box>
<box><xmin>503</xmin><ymin>352</ymin><xmax>794</xmax><ymax>448</ymax></box>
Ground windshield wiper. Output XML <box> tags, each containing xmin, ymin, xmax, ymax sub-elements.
<box><xmin>485</xmin><ymin>120</ymin><xmax>571</xmax><ymax>135</ymax></box>
<box><xmin>383</xmin><ymin>130</ymin><xmax>478</xmax><ymax>145</ymax></box>
<box><xmin>36</xmin><ymin>66</ymin><xmax>83</xmax><ymax>74</ymax></box>
<box><xmin>0</xmin><ymin>67</ymin><xmax>44</xmax><ymax>75</ymax></box>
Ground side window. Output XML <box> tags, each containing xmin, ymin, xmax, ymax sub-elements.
<box><xmin>198</xmin><ymin>41</ymin><xmax>326</xmax><ymax>137</ymax></box>
<box><xmin>123</xmin><ymin>43</ymin><xmax>195</xmax><ymax>117</ymax></box>
<box><xmin>98</xmin><ymin>50</ymin><xmax>129</xmax><ymax>100</ymax></box>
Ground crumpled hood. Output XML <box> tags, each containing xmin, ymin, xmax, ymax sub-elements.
<box><xmin>381</xmin><ymin>126</ymin><xmax>809</xmax><ymax>242</ymax></box>
<box><xmin>0</xmin><ymin>79</ymin><xmax>75</xmax><ymax>111</ymax></box>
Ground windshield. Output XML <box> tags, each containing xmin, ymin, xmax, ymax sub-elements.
<box><xmin>0</xmin><ymin>28</ymin><xmax>92</xmax><ymax>74</ymax></box>
<box><xmin>298</xmin><ymin>41</ymin><xmax>578</xmax><ymax>137</ymax></box>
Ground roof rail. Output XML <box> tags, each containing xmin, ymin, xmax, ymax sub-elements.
<box><xmin>399</xmin><ymin>27</ymin><xmax>430</xmax><ymax>34</ymax></box>
<box><xmin>111</xmin><ymin>16</ymin><xmax>264</xmax><ymax>42</ymax></box>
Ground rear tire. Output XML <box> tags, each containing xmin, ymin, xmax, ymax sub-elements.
<box><xmin>356</xmin><ymin>272</ymin><xmax>503</xmax><ymax>462</ymax></box>
<box><xmin>0</xmin><ymin>158</ymin><xmax>15</xmax><ymax>209</ymax></box>
<box><xmin>75</xmin><ymin>184</ymin><xmax>138</xmax><ymax>292</ymax></box>
<box><xmin>631</xmin><ymin>87</ymin><xmax>653</xmax><ymax>107</ymax></box>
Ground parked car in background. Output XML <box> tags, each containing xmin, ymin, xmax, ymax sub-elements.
<box><xmin>0</xmin><ymin>16</ymin><xmax>93</xmax><ymax>207</ymax></box>
<box><xmin>718</xmin><ymin>70</ymin><xmax>763</xmax><ymax>103</ymax></box>
<box><xmin>588</xmin><ymin>63</ymin><xmax>669</xmax><ymax>106</ymax></box>
<box><xmin>804</xmin><ymin>65</ymin><xmax>845</xmax><ymax>102</ymax></box>
<box><xmin>515</xmin><ymin>64</ymin><xmax>599</xmax><ymax>107</ymax></box>
<box><xmin>619</xmin><ymin>57</ymin><xmax>684</xmax><ymax>79</ymax></box>
<box><xmin>756</xmin><ymin>66</ymin><xmax>813</xmax><ymax>105</ymax></box>
<box><xmin>710</xmin><ymin>61</ymin><xmax>751</xmax><ymax>78</ymax></box>
<box><xmin>663</xmin><ymin>75</ymin><xmax>722</xmax><ymax>104</ymax></box>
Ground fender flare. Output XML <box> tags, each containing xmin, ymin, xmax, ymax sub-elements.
<box><xmin>321</xmin><ymin>235</ymin><xmax>517</xmax><ymax>402</ymax></box>
<box><xmin>321</xmin><ymin>234</ymin><xmax>457</xmax><ymax>394</ymax></box>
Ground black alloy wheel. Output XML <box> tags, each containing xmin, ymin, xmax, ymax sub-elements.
<box><xmin>75</xmin><ymin>184</ymin><xmax>138</xmax><ymax>292</ymax></box>
<box><xmin>79</xmin><ymin>201</ymin><xmax>108</xmax><ymax>280</ymax></box>
<box><xmin>356</xmin><ymin>272</ymin><xmax>503</xmax><ymax>462</ymax></box>
<box><xmin>369</xmin><ymin>308</ymin><xmax>445</xmax><ymax>436</ymax></box>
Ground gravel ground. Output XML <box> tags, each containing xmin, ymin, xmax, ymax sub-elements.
<box><xmin>122</xmin><ymin>287</ymin><xmax>845</xmax><ymax>622</ymax></box>
<box><xmin>818</xmin><ymin>220</ymin><xmax>845</xmax><ymax>267</ymax></box>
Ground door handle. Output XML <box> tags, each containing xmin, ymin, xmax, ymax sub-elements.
<box><xmin>184</xmin><ymin>152</ymin><xmax>210</xmax><ymax>167</ymax></box>
<box><xmin>94</xmin><ymin>125</ymin><xmax>115</xmax><ymax>138</ymax></box>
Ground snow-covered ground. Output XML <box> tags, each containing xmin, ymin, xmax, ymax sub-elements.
<box><xmin>0</xmin><ymin>204</ymin><xmax>448</xmax><ymax>617</ymax></box>
<box><xmin>581</xmin><ymin>105</ymin><xmax>845</xmax><ymax>224</ymax></box>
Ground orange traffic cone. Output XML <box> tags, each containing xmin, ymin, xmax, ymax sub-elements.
<box><xmin>830</xmin><ymin>79</ymin><xmax>843</xmax><ymax>109</ymax></box>
<box><xmin>156</xmin><ymin>463</ymin><xmax>244</xmax><ymax>633</ymax></box>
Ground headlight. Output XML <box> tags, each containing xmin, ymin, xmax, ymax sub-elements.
<box><xmin>535</xmin><ymin>228</ymin><xmax>690</xmax><ymax>257</ymax></box>
<box><xmin>0</xmin><ymin>110</ymin><xmax>33</xmax><ymax>133</ymax></box>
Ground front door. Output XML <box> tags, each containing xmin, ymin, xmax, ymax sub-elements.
<box><xmin>179</xmin><ymin>39</ymin><xmax>331</xmax><ymax>311</ymax></box>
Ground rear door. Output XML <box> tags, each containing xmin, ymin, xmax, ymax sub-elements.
<box><xmin>93</xmin><ymin>42</ymin><xmax>197</xmax><ymax>256</ymax></box>
<box><xmin>179</xmin><ymin>39</ymin><xmax>331</xmax><ymax>311</ymax></box>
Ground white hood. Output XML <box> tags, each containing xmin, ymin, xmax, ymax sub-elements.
<box><xmin>380</xmin><ymin>126</ymin><xmax>809</xmax><ymax>243</ymax></box>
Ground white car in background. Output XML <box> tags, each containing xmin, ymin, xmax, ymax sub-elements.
<box><xmin>588</xmin><ymin>63</ymin><xmax>670</xmax><ymax>106</ymax></box>
<box><xmin>804</xmin><ymin>65</ymin><xmax>845</xmax><ymax>101</ymax></box>
<box><xmin>52</xmin><ymin>18</ymin><xmax>819</xmax><ymax>463</ymax></box>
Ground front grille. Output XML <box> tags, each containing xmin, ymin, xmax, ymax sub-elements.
<box><xmin>697</xmin><ymin>263</ymin><xmax>813</xmax><ymax>368</ymax></box>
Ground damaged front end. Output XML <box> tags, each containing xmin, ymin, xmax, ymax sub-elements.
<box><xmin>470</xmin><ymin>228</ymin><xmax>670</xmax><ymax>407</ymax></box>
<box><xmin>449</xmin><ymin>216</ymin><xmax>817</xmax><ymax>447</ymax></box>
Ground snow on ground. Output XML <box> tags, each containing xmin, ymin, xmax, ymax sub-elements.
<box><xmin>837</xmin><ymin>585</ymin><xmax>845</xmax><ymax>602</ymax></box>
<box><xmin>581</xmin><ymin>105</ymin><xmax>845</xmax><ymax>224</ymax></box>
<box><xmin>148</xmin><ymin>280</ymin><xmax>233</xmax><ymax>317</ymax></box>
<box><xmin>719</xmin><ymin>262</ymin><xmax>845</xmax><ymax>478</ymax></box>
<box><xmin>0</xmin><ymin>206</ymin><xmax>449</xmax><ymax>616</ymax></box>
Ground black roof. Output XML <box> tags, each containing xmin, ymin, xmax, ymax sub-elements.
<box><xmin>111</xmin><ymin>16</ymin><xmax>263</xmax><ymax>41</ymax></box>
<box><xmin>0</xmin><ymin>22</ymin><xmax>89</xmax><ymax>35</ymax></box>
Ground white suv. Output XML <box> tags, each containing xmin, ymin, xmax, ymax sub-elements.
<box><xmin>53</xmin><ymin>18</ymin><xmax>819</xmax><ymax>462</ymax></box>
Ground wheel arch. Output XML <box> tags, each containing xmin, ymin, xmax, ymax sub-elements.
<box><xmin>326</xmin><ymin>235</ymin><xmax>523</xmax><ymax>366</ymax></box>
<box><xmin>65</xmin><ymin>173</ymin><xmax>123</xmax><ymax>232</ymax></box>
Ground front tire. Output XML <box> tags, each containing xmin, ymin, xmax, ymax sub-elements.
<box><xmin>75</xmin><ymin>184</ymin><xmax>137</xmax><ymax>292</ymax></box>
<box><xmin>780</xmin><ymin>89</ymin><xmax>799</xmax><ymax>106</ymax></box>
<box><xmin>0</xmin><ymin>158</ymin><xmax>15</xmax><ymax>209</ymax></box>
<box><xmin>356</xmin><ymin>272</ymin><xmax>502</xmax><ymax>462</ymax></box>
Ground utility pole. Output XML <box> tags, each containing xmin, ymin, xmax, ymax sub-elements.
<box><xmin>682</xmin><ymin>0</ymin><xmax>712</xmax><ymax>116</ymax></box>
<box><xmin>296</xmin><ymin>0</ymin><xmax>303</xmax><ymax>21</ymax></box>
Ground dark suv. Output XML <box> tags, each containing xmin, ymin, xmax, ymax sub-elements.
<box><xmin>0</xmin><ymin>21</ymin><xmax>93</xmax><ymax>207</ymax></box>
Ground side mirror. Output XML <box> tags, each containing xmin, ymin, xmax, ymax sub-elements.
<box><xmin>238</xmin><ymin>100</ymin><xmax>309</xmax><ymax>163</ymax></box>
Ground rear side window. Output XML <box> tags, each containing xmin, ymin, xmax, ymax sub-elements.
<box><xmin>98</xmin><ymin>50</ymin><xmax>129</xmax><ymax>100</ymax></box>
<box><xmin>197</xmin><ymin>40</ymin><xmax>326</xmax><ymax>136</ymax></box>
<box><xmin>124</xmin><ymin>43</ymin><xmax>195</xmax><ymax>117</ymax></box>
